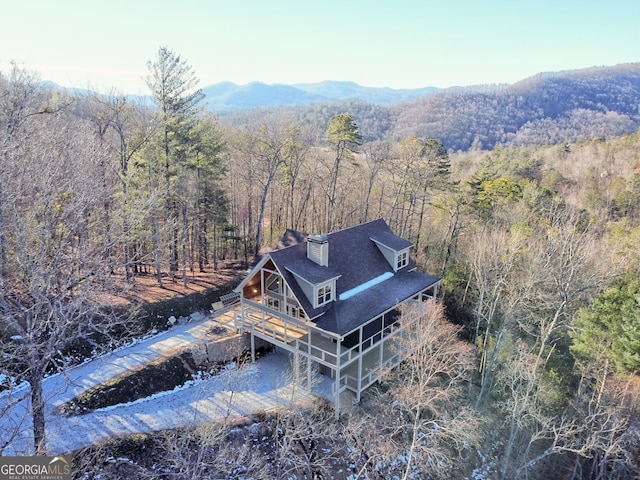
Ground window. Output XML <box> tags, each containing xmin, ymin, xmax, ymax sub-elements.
<box><xmin>287</xmin><ymin>305</ymin><xmax>306</xmax><ymax>320</ymax></box>
<box><xmin>267</xmin><ymin>297</ymin><xmax>280</xmax><ymax>310</ymax></box>
<box><xmin>396</xmin><ymin>250</ymin><xmax>408</xmax><ymax>270</ymax></box>
<box><xmin>316</xmin><ymin>283</ymin><xmax>333</xmax><ymax>307</ymax></box>
<box><xmin>266</xmin><ymin>275</ymin><xmax>282</xmax><ymax>294</ymax></box>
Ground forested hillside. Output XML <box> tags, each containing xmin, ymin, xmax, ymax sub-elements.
<box><xmin>202</xmin><ymin>80</ymin><xmax>438</xmax><ymax>109</ymax></box>
<box><xmin>1</xmin><ymin>51</ymin><xmax>639</xmax><ymax>479</ymax></box>
<box><xmin>390</xmin><ymin>63</ymin><xmax>640</xmax><ymax>150</ymax></box>
<box><xmin>220</xmin><ymin>63</ymin><xmax>640</xmax><ymax>151</ymax></box>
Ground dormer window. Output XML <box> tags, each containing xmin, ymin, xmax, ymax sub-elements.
<box><xmin>396</xmin><ymin>250</ymin><xmax>408</xmax><ymax>270</ymax></box>
<box><xmin>286</xmin><ymin>264</ymin><xmax>340</xmax><ymax>310</ymax></box>
<box><xmin>370</xmin><ymin>232</ymin><xmax>413</xmax><ymax>272</ymax></box>
<box><xmin>316</xmin><ymin>282</ymin><xmax>333</xmax><ymax>307</ymax></box>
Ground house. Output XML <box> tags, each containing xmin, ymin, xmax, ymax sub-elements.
<box><xmin>233</xmin><ymin>219</ymin><xmax>441</xmax><ymax>415</ymax></box>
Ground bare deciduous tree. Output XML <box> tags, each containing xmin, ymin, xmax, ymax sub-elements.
<box><xmin>351</xmin><ymin>302</ymin><xmax>477</xmax><ymax>479</ymax></box>
<box><xmin>0</xmin><ymin>108</ymin><xmax>135</xmax><ymax>455</ymax></box>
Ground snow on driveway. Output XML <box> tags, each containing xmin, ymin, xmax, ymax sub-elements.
<box><xmin>1</xmin><ymin>310</ymin><xmax>331</xmax><ymax>455</ymax></box>
<box><xmin>45</xmin><ymin>352</ymin><xmax>312</xmax><ymax>455</ymax></box>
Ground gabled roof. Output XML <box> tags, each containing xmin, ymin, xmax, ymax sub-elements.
<box><xmin>285</xmin><ymin>259</ymin><xmax>340</xmax><ymax>286</ymax></box>
<box><xmin>240</xmin><ymin>219</ymin><xmax>441</xmax><ymax>336</ymax></box>
<box><xmin>370</xmin><ymin>230</ymin><xmax>413</xmax><ymax>251</ymax></box>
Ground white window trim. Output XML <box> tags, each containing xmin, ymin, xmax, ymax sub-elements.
<box><xmin>395</xmin><ymin>250</ymin><xmax>409</xmax><ymax>270</ymax></box>
<box><xmin>315</xmin><ymin>281</ymin><xmax>334</xmax><ymax>308</ymax></box>
<box><xmin>267</xmin><ymin>297</ymin><xmax>280</xmax><ymax>310</ymax></box>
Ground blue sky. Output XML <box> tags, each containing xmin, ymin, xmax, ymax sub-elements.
<box><xmin>1</xmin><ymin>0</ymin><xmax>638</xmax><ymax>94</ymax></box>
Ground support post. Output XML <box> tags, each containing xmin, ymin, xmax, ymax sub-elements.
<box><xmin>335</xmin><ymin>340</ymin><xmax>342</xmax><ymax>419</ymax></box>
<box><xmin>251</xmin><ymin>330</ymin><xmax>256</xmax><ymax>362</ymax></box>
<box><xmin>307</xmin><ymin>325</ymin><xmax>312</xmax><ymax>391</ymax></box>
<box><xmin>357</xmin><ymin>351</ymin><xmax>363</xmax><ymax>403</ymax></box>
<box><xmin>356</xmin><ymin>325</ymin><xmax>364</xmax><ymax>402</ymax></box>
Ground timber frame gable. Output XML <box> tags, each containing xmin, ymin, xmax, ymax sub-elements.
<box><xmin>233</xmin><ymin>219</ymin><xmax>441</xmax><ymax>416</ymax></box>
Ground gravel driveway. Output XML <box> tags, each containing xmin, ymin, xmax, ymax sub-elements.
<box><xmin>0</xmin><ymin>309</ymin><xmax>331</xmax><ymax>455</ymax></box>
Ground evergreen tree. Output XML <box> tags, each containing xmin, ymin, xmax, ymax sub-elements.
<box><xmin>146</xmin><ymin>46</ymin><xmax>205</xmax><ymax>280</ymax></box>
<box><xmin>571</xmin><ymin>272</ymin><xmax>640</xmax><ymax>374</ymax></box>
<box><xmin>325</xmin><ymin>113</ymin><xmax>361</xmax><ymax>231</ymax></box>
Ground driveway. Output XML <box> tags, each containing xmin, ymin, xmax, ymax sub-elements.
<box><xmin>0</xmin><ymin>308</ymin><xmax>332</xmax><ymax>455</ymax></box>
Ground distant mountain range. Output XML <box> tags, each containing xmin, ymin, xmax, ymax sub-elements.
<box><xmin>42</xmin><ymin>63</ymin><xmax>640</xmax><ymax>150</ymax></box>
<box><xmin>184</xmin><ymin>63</ymin><xmax>640</xmax><ymax>149</ymax></box>
<box><xmin>212</xmin><ymin>63</ymin><xmax>640</xmax><ymax>151</ymax></box>
<box><xmin>202</xmin><ymin>80</ymin><xmax>440</xmax><ymax>110</ymax></box>
<box><xmin>387</xmin><ymin>63</ymin><xmax>640</xmax><ymax>150</ymax></box>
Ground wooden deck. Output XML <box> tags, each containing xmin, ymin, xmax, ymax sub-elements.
<box><xmin>237</xmin><ymin>300</ymin><xmax>413</xmax><ymax>399</ymax></box>
<box><xmin>238</xmin><ymin>302</ymin><xmax>342</xmax><ymax>369</ymax></box>
<box><xmin>222</xmin><ymin>298</ymin><xmax>441</xmax><ymax>414</ymax></box>
<box><xmin>208</xmin><ymin>297</ymin><xmax>425</xmax><ymax>415</ymax></box>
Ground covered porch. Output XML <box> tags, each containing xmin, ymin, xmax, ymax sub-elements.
<box><xmin>235</xmin><ymin>295</ymin><xmax>432</xmax><ymax>415</ymax></box>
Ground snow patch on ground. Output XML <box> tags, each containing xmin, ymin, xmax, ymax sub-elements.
<box><xmin>1</xmin><ymin>309</ymin><xmax>330</xmax><ymax>455</ymax></box>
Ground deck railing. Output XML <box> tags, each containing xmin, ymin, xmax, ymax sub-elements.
<box><xmin>239</xmin><ymin>296</ymin><xmax>432</xmax><ymax>398</ymax></box>
<box><xmin>339</xmin><ymin>350</ymin><xmax>402</xmax><ymax>395</ymax></box>
<box><xmin>238</xmin><ymin>301</ymin><xmax>340</xmax><ymax>368</ymax></box>
<box><xmin>338</xmin><ymin>321</ymin><xmax>404</xmax><ymax>365</ymax></box>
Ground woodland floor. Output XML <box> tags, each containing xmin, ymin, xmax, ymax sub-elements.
<box><xmin>106</xmin><ymin>262</ymin><xmax>247</xmax><ymax>307</ymax></box>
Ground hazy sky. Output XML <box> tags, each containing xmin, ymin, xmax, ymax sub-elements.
<box><xmin>1</xmin><ymin>0</ymin><xmax>638</xmax><ymax>94</ymax></box>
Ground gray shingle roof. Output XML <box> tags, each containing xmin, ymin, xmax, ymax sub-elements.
<box><xmin>370</xmin><ymin>230</ymin><xmax>413</xmax><ymax>251</ymax></box>
<box><xmin>285</xmin><ymin>258</ymin><xmax>341</xmax><ymax>285</ymax></box>
<box><xmin>266</xmin><ymin>219</ymin><xmax>441</xmax><ymax>336</ymax></box>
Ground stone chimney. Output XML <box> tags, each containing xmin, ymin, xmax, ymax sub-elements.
<box><xmin>307</xmin><ymin>234</ymin><xmax>329</xmax><ymax>266</ymax></box>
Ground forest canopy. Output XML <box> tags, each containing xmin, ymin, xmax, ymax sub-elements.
<box><xmin>1</xmin><ymin>55</ymin><xmax>639</xmax><ymax>478</ymax></box>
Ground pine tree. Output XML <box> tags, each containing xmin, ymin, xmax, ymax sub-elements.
<box><xmin>571</xmin><ymin>272</ymin><xmax>640</xmax><ymax>374</ymax></box>
<box><xmin>146</xmin><ymin>46</ymin><xmax>205</xmax><ymax>280</ymax></box>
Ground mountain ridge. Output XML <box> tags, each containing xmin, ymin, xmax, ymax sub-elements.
<box><xmin>42</xmin><ymin>62</ymin><xmax>640</xmax><ymax>150</ymax></box>
<box><xmin>200</xmin><ymin>64</ymin><xmax>640</xmax><ymax>110</ymax></box>
<box><xmin>387</xmin><ymin>62</ymin><xmax>640</xmax><ymax>150</ymax></box>
<box><xmin>201</xmin><ymin>80</ymin><xmax>440</xmax><ymax>109</ymax></box>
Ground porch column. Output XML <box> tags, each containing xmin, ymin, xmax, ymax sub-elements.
<box><xmin>356</xmin><ymin>325</ymin><xmax>363</xmax><ymax>402</ymax></box>
<box><xmin>307</xmin><ymin>324</ymin><xmax>312</xmax><ymax>391</ymax></box>
<box><xmin>335</xmin><ymin>342</ymin><xmax>342</xmax><ymax>419</ymax></box>
<box><xmin>283</xmin><ymin>278</ymin><xmax>288</xmax><ymax>316</ymax></box>
<box><xmin>260</xmin><ymin>269</ymin><xmax>266</xmax><ymax>323</ymax></box>
<box><xmin>243</xmin><ymin>297</ymin><xmax>256</xmax><ymax>363</ymax></box>
<box><xmin>251</xmin><ymin>330</ymin><xmax>256</xmax><ymax>362</ymax></box>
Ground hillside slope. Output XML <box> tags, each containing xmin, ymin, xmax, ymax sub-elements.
<box><xmin>389</xmin><ymin>63</ymin><xmax>640</xmax><ymax>150</ymax></box>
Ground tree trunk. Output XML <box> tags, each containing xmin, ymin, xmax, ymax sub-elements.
<box><xmin>212</xmin><ymin>216</ymin><xmax>218</xmax><ymax>271</ymax></box>
<box><xmin>289</xmin><ymin>181</ymin><xmax>296</xmax><ymax>230</ymax></box>
<box><xmin>0</xmin><ymin>189</ymin><xmax>6</xmax><ymax>287</ymax></box>
<box><xmin>0</xmin><ymin>146</ymin><xmax>8</xmax><ymax>286</ymax></box>
<box><xmin>327</xmin><ymin>158</ymin><xmax>339</xmax><ymax>231</ymax></box>
<box><xmin>196</xmin><ymin>170</ymin><xmax>206</xmax><ymax>272</ymax></box>
<box><xmin>98</xmin><ymin>153</ymin><xmax>113</xmax><ymax>272</ymax></box>
<box><xmin>29</xmin><ymin>371</ymin><xmax>46</xmax><ymax>455</ymax></box>
<box><xmin>596</xmin><ymin>358</ymin><xmax>609</xmax><ymax>410</ymax></box>
<box><xmin>148</xmin><ymin>154</ymin><xmax>164</xmax><ymax>287</ymax></box>
<box><xmin>440</xmin><ymin>201</ymin><xmax>461</xmax><ymax>276</ymax></box>
<box><xmin>255</xmin><ymin>171</ymin><xmax>275</xmax><ymax>259</ymax></box>
<box><xmin>182</xmin><ymin>201</ymin><xmax>188</xmax><ymax>287</ymax></box>
<box><xmin>501</xmin><ymin>413</ymin><xmax>519</xmax><ymax>480</ymax></box>
<box><xmin>362</xmin><ymin>159</ymin><xmax>381</xmax><ymax>224</ymax></box>
<box><xmin>475</xmin><ymin>325</ymin><xmax>505</xmax><ymax>411</ymax></box>
<box><xmin>414</xmin><ymin>179</ymin><xmax>429</xmax><ymax>253</ymax></box>
<box><xmin>152</xmin><ymin>202</ymin><xmax>163</xmax><ymax>288</ymax></box>
<box><xmin>171</xmin><ymin>199</ymin><xmax>179</xmax><ymax>281</ymax></box>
